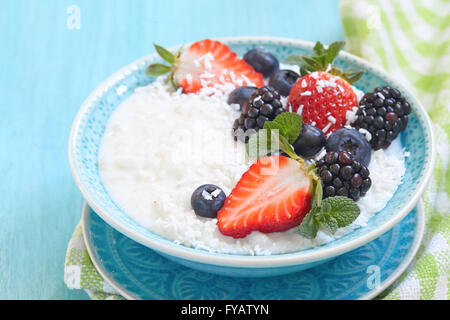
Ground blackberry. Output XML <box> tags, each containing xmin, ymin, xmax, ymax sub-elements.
<box><xmin>232</xmin><ymin>86</ymin><xmax>286</xmax><ymax>142</ymax></box>
<box><xmin>352</xmin><ymin>86</ymin><xmax>411</xmax><ymax>150</ymax></box>
<box><xmin>316</xmin><ymin>150</ymin><xmax>371</xmax><ymax>201</ymax></box>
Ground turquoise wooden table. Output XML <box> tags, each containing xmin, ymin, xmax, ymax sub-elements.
<box><xmin>0</xmin><ymin>0</ymin><xmax>343</xmax><ymax>299</ymax></box>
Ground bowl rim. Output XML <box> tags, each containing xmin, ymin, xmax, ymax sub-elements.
<box><xmin>69</xmin><ymin>35</ymin><xmax>435</xmax><ymax>268</ymax></box>
<box><xmin>81</xmin><ymin>200</ymin><xmax>425</xmax><ymax>299</ymax></box>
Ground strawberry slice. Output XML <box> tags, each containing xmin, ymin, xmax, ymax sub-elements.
<box><xmin>147</xmin><ymin>39</ymin><xmax>264</xmax><ymax>93</ymax></box>
<box><xmin>217</xmin><ymin>155</ymin><xmax>313</xmax><ymax>238</ymax></box>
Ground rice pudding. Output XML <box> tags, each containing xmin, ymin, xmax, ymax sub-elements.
<box><xmin>97</xmin><ymin>39</ymin><xmax>410</xmax><ymax>255</ymax></box>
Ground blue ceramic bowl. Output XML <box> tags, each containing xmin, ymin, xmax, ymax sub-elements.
<box><xmin>69</xmin><ymin>36</ymin><xmax>435</xmax><ymax>277</ymax></box>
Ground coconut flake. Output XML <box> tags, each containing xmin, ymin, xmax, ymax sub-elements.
<box><xmin>301</xmin><ymin>79</ymin><xmax>307</xmax><ymax>88</ymax></box>
<box><xmin>202</xmin><ymin>190</ymin><xmax>213</xmax><ymax>200</ymax></box>
<box><xmin>358</xmin><ymin>128</ymin><xmax>372</xmax><ymax>141</ymax></box>
<box><xmin>345</xmin><ymin>106</ymin><xmax>359</xmax><ymax>126</ymax></box>
<box><xmin>211</xmin><ymin>189</ymin><xmax>221</xmax><ymax>197</ymax></box>
<box><xmin>328</xmin><ymin>115</ymin><xmax>337</xmax><ymax>124</ymax></box>
<box><xmin>377</xmin><ymin>92</ymin><xmax>385</xmax><ymax>100</ymax></box>
<box><xmin>186</xmin><ymin>73</ymin><xmax>193</xmax><ymax>84</ymax></box>
<box><xmin>322</xmin><ymin>122</ymin><xmax>332</xmax><ymax>133</ymax></box>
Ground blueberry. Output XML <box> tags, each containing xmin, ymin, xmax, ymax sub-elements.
<box><xmin>325</xmin><ymin>128</ymin><xmax>371</xmax><ymax>167</ymax></box>
<box><xmin>243</xmin><ymin>48</ymin><xmax>279</xmax><ymax>78</ymax></box>
<box><xmin>227</xmin><ymin>86</ymin><xmax>257</xmax><ymax>110</ymax></box>
<box><xmin>191</xmin><ymin>184</ymin><xmax>226</xmax><ymax>218</ymax></box>
<box><xmin>292</xmin><ymin>124</ymin><xmax>326</xmax><ymax>158</ymax></box>
<box><xmin>268</xmin><ymin>69</ymin><xmax>300</xmax><ymax>97</ymax></box>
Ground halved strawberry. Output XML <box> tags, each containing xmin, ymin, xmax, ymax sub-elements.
<box><xmin>147</xmin><ymin>39</ymin><xmax>264</xmax><ymax>93</ymax></box>
<box><xmin>217</xmin><ymin>155</ymin><xmax>313</xmax><ymax>238</ymax></box>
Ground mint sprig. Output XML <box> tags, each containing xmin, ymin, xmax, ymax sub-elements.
<box><xmin>246</xmin><ymin>112</ymin><xmax>360</xmax><ymax>239</ymax></box>
<box><xmin>246</xmin><ymin>112</ymin><xmax>303</xmax><ymax>162</ymax></box>
<box><xmin>298</xmin><ymin>196</ymin><xmax>360</xmax><ymax>239</ymax></box>
<box><xmin>283</xmin><ymin>41</ymin><xmax>364</xmax><ymax>84</ymax></box>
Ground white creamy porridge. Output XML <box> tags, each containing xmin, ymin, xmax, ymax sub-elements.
<box><xmin>98</xmin><ymin>78</ymin><xmax>407</xmax><ymax>255</ymax></box>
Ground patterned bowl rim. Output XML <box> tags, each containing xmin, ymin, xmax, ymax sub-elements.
<box><xmin>69</xmin><ymin>36</ymin><xmax>435</xmax><ymax>268</ymax></box>
<box><xmin>81</xmin><ymin>200</ymin><xmax>425</xmax><ymax>300</ymax></box>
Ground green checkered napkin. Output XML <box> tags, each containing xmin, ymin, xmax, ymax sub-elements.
<box><xmin>64</xmin><ymin>0</ymin><xmax>449</xmax><ymax>300</ymax></box>
<box><xmin>340</xmin><ymin>0</ymin><xmax>449</xmax><ymax>299</ymax></box>
<box><xmin>64</xmin><ymin>224</ymin><xmax>123</xmax><ymax>300</ymax></box>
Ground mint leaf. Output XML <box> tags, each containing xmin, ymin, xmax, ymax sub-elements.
<box><xmin>146</xmin><ymin>63</ymin><xmax>171</xmax><ymax>76</ymax></box>
<box><xmin>262</xmin><ymin>121</ymin><xmax>283</xmax><ymax>152</ymax></box>
<box><xmin>297</xmin><ymin>207</ymin><xmax>321</xmax><ymax>239</ymax></box>
<box><xmin>298</xmin><ymin>196</ymin><xmax>360</xmax><ymax>238</ymax></box>
<box><xmin>322</xmin><ymin>196</ymin><xmax>360</xmax><ymax>228</ymax></box>
<box><xmin>154</xmin><ymin>44</ymin><xmax>175</xmax><ymax>64</ymax></box>
<box><xmin>272</xmin><ymin>112</ymin><xmax>303</xmax><ymax>144</ymax></box>
<box><xmin>321</xmin><ymin>214</ymin><xmax>338</xmax><ymax>234</ymax></box>
<box><xmin>264</xmin><ymin>120</ymin><xmax>283</xmax><ymax>133</ymax></box>
<box><xmin>247</xmin><ymin>128</ymin><xmax>280</xmax><ymax>161</ymax></box>
<box><xmin>247</xmin><ymin>112</ymin><xmax>303</xmax><ymax>161</ymax></box>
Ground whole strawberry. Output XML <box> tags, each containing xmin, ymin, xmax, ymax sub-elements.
<box><xmin>146</xmin><ymin>39</ymin><xmax>264</xmax><ymax>93</ymax></box>
<box><xmin>285</xmin><ymin>42</ymin><xmax>364</xmax><ymax>134</ymax></box>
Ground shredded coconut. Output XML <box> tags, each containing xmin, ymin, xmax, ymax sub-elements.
<box><xmin>211</xmin><ymin>189</ymin><xmax>221</xmax><ymax>197</ymax></box>
<box><xmin>358</xmin><ymin>128</ymin><xmax>372</xmax><ymax>141</ymax></box>
<box><xmin>98</xmin><ymin>76</ymin><xmax>406</xmax><ymax>255</ymax></box>
<box><xmin>301</xmin><ymin>79</ymin><xmax>307</xmax><ymax>88</ymax></box>
<box><xmin>322</xmin><ymin>122</ymin><xmax>332</xmax><ymax>133</ymax></box>
<box><xmin>328</xmin><ymin>115</ymin><xmax>337</xmax><ymax>124</ymax></box>
<box><xmin>202</xmin><ymin>190</ymin><xmax>213</xmax><ymax>200</ymax></box>
<box><xmin>352</xmin><ymin>86</ymin><xmax>365</xmax><ymax>102</ymax></box>
<box><xmin>345</xmin><ymin>106</ymin><xmax>360</xmax><ymax>126</ymax></box>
